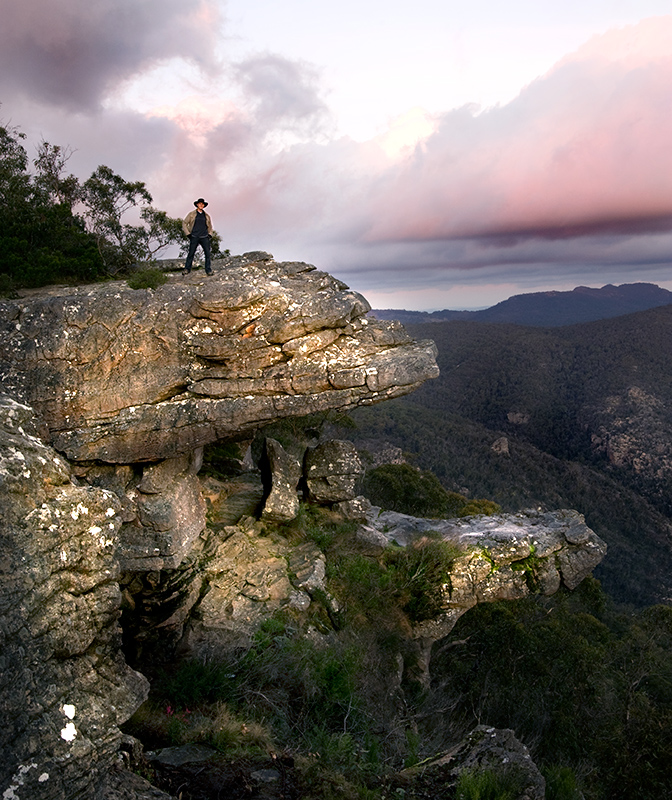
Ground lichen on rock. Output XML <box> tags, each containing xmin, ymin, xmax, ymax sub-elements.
<box><xmin>0</xmin><ymin>395</ymin><xmax>148</xmax><ymax>799</ymax></box>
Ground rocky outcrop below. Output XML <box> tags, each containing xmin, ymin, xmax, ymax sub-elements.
<box><xmin>364</xmin><ymin>507</ymin><xmax>606</xmax><ymax>603</ymax></box>
<box><xmin>0</xmin><ymin>255</ymin><xmax>438</xmax><ymax>464</ymax></box>
<box><xmin>397</xmin><ymin>725</ymin><xmax>546</xmax><ymax>800</ymax></box>
<box><xmin>121</xmin><ymin>503</ymin><xmax>606</xmax><ymax>674</ymax></box>
<box><xmin>360</xmin><ymin>506</ymin><xmax>606</xmax><ymax>682</ymax></box>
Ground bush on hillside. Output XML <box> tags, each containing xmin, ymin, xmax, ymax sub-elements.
<box><xmin>126</xmin><ymin>267</ymin><xmax>168</xmax><ymax>290</ymax></box>
<box><xmin>362</xmin><ymin>463</ymin><xmax>500</xmax><ymax>518</ymax></box>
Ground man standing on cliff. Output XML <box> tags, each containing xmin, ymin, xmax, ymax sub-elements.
<box><xmin>182</xmin><ymin>198</ymin><xmax>214</xmax><ymax>275</ymax></box>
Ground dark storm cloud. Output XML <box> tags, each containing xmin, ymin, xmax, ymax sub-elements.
<box><xmin>0</xmin><ymin>0</ymin><xmax>221</xmax><ymax>110</ymax></box>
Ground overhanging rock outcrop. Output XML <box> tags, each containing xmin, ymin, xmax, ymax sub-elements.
<box><xmin>0</xmin><ymin>256</ymin><xmax>438</xmax><ymax>464</ymax></box>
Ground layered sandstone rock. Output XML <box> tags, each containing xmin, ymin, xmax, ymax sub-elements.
<box><xmin>0</xmin><ymin>257</ymin><xmax>438</xmax><ymax>464</ymax></box>
<box><xmin>0</xmin><ymin>255</ymin><xmax>438</xmax><ymax>576</ymax></box>
<box><xmin>0</xmin><ymin>396</ymin><xmax>148</xmax><ymax>800</ymax></box>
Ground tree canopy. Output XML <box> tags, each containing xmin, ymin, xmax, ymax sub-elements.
<box><xmin>0</xmin><ymin>121</ymin><xmax>207</xmax><ymax>293</ymax></box>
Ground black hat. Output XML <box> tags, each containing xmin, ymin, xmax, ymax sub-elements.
<box><xmin>194</xmin><ymin>198</ymin><xmax>208</xmax><ymax>207</ymax></box>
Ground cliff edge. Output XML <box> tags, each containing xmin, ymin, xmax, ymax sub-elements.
<box><xmin>0</xmin><ymin>254</ymin><xmax>438</xmax><ymax>463</ymax></box>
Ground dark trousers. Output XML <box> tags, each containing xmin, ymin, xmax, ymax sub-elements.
<box><xmin>185</xmin><ymin>235</ymin><xmax>211</xmax><ymax>271</ymax></box>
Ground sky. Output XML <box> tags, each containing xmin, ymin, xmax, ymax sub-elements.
<box><xmin>1</xmin><ymin>1</ymin><xmax>672</xmax><ymax>310</ymax></box>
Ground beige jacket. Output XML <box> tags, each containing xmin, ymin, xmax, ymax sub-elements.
<box><xmin>182</xmin><ymin>209</ymin><xmax>213</xmax><ymax>237</ymax></box>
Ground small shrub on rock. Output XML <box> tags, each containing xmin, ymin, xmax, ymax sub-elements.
<box><xmin>126</xmin><ymin>266</ymin><xmax>168</xmax><ymax>290</ymax></box>
<box><xmin>383</xmin><ymin>535</ymin><xmax>462</xmax><ymax>622</ymax></box>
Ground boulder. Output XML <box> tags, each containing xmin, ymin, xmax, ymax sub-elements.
<box><xmin>399</xmin><ymin>725</ymin><xmax>545</xmax><ymax>800</ymax></box>
<box><xmin>183</xmin><ymin>521</ymin><xmax>297</xmax><ymax>654</ymax></box>
<box><xmin>333</xmin><ymin>494</ymin><xmax>373</xmax><ymax>521</ymax></box>
<box><xmin>304</xmin><ymin>439</ymin><xmax>363</xmax><ymax>504</ymax></box>
<box><xmin>95</xmin><ymin>768</ymin><xmax>175</xmax><ymax>799</ymax></box>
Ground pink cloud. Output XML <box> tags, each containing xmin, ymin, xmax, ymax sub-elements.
<box><xmin>155</xmin><ymin>16</ymin><xmax>672</xmax><ymax>278</ymax></box>
<box><xmin>360</xmin><ymin>16</ymin><xmax>672</xmax><ymax>243</ymax></box>
<box><xmin>5</xmin><ymin>8</ymin><xmax>669</xmax><ymax>305</ymax></box>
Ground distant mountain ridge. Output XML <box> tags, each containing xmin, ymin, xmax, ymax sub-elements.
<box><xmin>372</xmin><ymin>282</ymin><xmax>672</xmax><ymax>327</ymax></box>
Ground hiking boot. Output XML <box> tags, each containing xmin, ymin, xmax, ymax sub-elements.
<box><xmin>205</xmin><ymin>268</ymin><xmax>213</xmax><ymax>276</ymax></box>
<box><xmin>181</xmin><ymin>268</ymin><xmax>191</xmax><ymax>276</ymax></box>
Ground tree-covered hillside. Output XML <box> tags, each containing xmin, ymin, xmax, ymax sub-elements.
<box><xmin>351</xmin><ymin>306</ymin><xmax>672</xmax><ymax>606</ymax></box>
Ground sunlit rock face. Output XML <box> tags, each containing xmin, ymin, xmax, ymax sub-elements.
<box><xmin>0</xmin><ymin>256</ymin><xmax>439</xmax><ymax>464</ymax></box>
<box><xmin>0</xmin><ymin>395</ymin><xmax>148</xmax><ymax>800</ymax></box>
<box><xmin>362</xmin><ymin>507</ymin><xmax>607</xmax><ymax>647</ymax></box>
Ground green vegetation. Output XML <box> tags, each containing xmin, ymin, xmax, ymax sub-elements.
<box><xmin>363</xmin><ymin>463</ymin><xmax>500</xmax><ymax>518</ymax></box>
<box><xmin>382</xmin><ymin>536</ymin><xmax>461</xmax><ymax>622</ymax></box>
<box><xmin>455</xmin><ymin>767</ymin><xmax>525</xmax><ymax>800</ymax></box>
<box><xmin>126</xmin><ymin>507</ymin><xmax>463</xmax><ymax>794</ymax></box>
<box><xmin>127</xmin><ymin>698</ymin><xmax>273</xmax><ymax>757</ymax></box>
<box><xmin>126</xmin><ymin>266</ymin><xmax>168</xmax><ymax>290</ymax></box>
<box><xmin>151</xmin><ymin>614</ymin><xmax>366</xmax><ymax>741</ymax></box>
<box><xmin>423</xmin><ymin>579</ymin><xmax>672</xmax><ymax>800</ymax></box>
<box><xmin>0</xmin><ymin>120</ymin><xmax>227</xmax><ymax>290</ymax></box>
<box><xmin>542</xmin><ymin>766</ymin><xmax>583</xmax><ymax>800</ymax></box>
<box><xmin>1</xmin><ymin>127</ymin><xmax>105</xmax><ymax>288</ymax></box>
<box><xmin>127</xmin><ymin>612</ymin><xmax>384</xmax><ymax>788</ymax></box>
